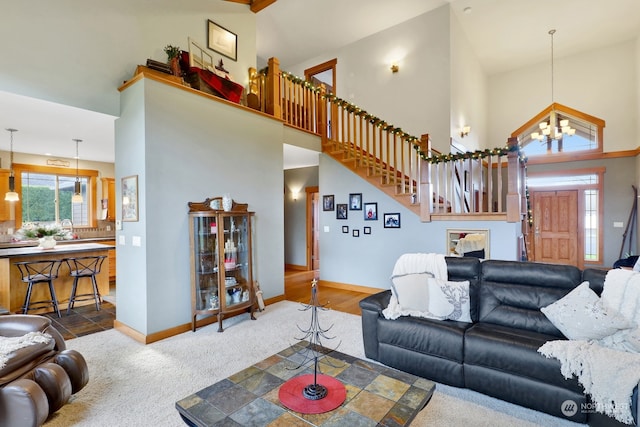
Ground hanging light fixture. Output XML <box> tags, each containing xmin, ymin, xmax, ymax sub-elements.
<box><xmin>530</xmin><ymin>29</ymin><xmax>576</xmax><ymax>143</ymax></box>
<box><xmin>72</xmin><ymin>139</ymin><xmax>83</xmax><ymax>204</ymax></box>
<box><xmin>4</xmin><ymin>128</ymin><xmax>19</xmax><ymax>202</ymax></box>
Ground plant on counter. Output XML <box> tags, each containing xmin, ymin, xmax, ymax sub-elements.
<box><xmin>14</xmin><ymin>223</ymin><xmax>73</xmax><ymax>241</ymax></box>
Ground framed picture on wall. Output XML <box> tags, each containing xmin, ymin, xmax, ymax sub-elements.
<box><xmin>336</xmin><ymin>204</ymin><xmax>348</xmax><ymax>219</ymax></box>
<box><xmin>122</xmin><ymin>175</ymin><xmax>138</xmax><ymax>222</ymax></box>
<box><xmin>364</xmin><ymin>226</ymin><xmax>371</xmax><ymax>235</ymax></box>
<box><xmin>383</xmin><ymin>212</ymin><xmax>401</xmax><ymax>228</ymax></box>
<box><xmin>364</xmin><ymin>202</ymin><xmax>378</xmax><ymax>220</ymax></box>
<box><xmin>349</xmin><ymin>193</ymin><xmax>362</xmax><ymax>210</ymax></box>
<box><xmin>323</xmin><ymin>195</ymin><xmax>335</xmax><ymax>211</ymax></box>
<box><xmin>207</xmin><ymin>20</ymin><xmax>237</xmax><ymax>61</ymax></box>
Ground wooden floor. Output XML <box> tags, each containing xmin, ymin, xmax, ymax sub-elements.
<box><xmin>284</xmin><ymin>269</ymin><xmax>371</xmax><ymax>316</ymax></box>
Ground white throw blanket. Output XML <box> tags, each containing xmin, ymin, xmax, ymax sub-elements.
<box><xmin>602</xmin><ymin>268</ymin><xmax>640</xmax><ymax>326</ymax></box>
<box><xmin>390</xmin><ymin>253</ymin><xmax>447</xmax><ymax>279</ymax></box>
<box><xmin>539</xmin><ymin>340</ymin><xmax>640</xmax><ymax>424</ymax></box>
<box><xmin>383</xmin><ymin>253</ymin><xmax>447</xmax><ymax>320</ymax></box>
<box><xmin>0</xmin><ymin>332</ymin><xmax>52</xmax><ymax>369</ymax></box>
<box><xmin>539</xmin><ymin>269</ymin><xmax>640</xmax><ymax>424</ymax></box>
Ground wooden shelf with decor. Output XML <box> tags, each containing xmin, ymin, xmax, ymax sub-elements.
<box><xmin>188</xmin><ymin>197</ymin><xmax>255</xmax><ymax>332</ymax></box>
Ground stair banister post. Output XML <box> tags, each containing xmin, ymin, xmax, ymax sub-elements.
<box><xmin>266</xmin><ymin>57</ymin><xmax>282</xmax><ymax>120</ymax></box>
<box><xmin>318</xmin><ymin>84</ymin><xmax>328</xmax><ymax>144</ymax></box>
<box><xmin>419</xmin><ymin>134</ymin><xmax>432</xmax><ymax>222</ymax></box>
<box><xmin>506</xmin><ymin>137</ymin><xmax>523</xmax><ymax>222</ymax></box>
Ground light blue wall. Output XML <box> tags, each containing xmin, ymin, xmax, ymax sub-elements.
<box><xmin>116</xmin><ymin>79</ymin><xmax>284</xmax><ymax>335</ymax></box>
<box><xmin>319</xmin><ymin>154</ymin><xmax>520</xmax><ymax>290</ymax></box>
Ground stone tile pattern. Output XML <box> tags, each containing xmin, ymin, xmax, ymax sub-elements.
<box><xmin>176</xmin><ymin>342</ymin><xmax>435</xmax><ymax>426</ymax></box>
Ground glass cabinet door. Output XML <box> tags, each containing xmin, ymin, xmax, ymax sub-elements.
<box><xmin>193</xmin><ymin>215</ymin><xmax>219</xmax><ymax>311</ymax></box>
<box><xmin>221</xmin><ymin>214</ymin><xmax>251</xmax><ymax>308</ymax></box>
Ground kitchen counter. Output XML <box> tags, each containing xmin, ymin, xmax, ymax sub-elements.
<box><xmin>0</xmin><ymin>242</ymin><xmax>114</xmax><ymax>315</ymax></box>
<box><xmin>0</xmin><ymin>237</ymin><xmax>115</xmax><ymax>249</ymax></box>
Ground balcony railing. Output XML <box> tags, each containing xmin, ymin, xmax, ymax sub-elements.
<box><xmin>249</xmin><ymin>58</ymin><xmax>526</xmax><ymax>223</ymax></box>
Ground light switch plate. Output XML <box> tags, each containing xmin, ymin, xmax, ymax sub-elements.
<box><xmin>614</xmin><ymin>221</ymin><xmax>624</xmax><ymax>228</ymax></box>
<box><xmin>118</xmin><ymin>235</ymin><xmax>125</xmax><ymax>245</ymax></box>
<box><xmin>324</xmin><ymin>226</ymin><xmax>330</xmax><ymax>233</ymax></box>
<box><xmin>115</xmin><ymin>220</ymin><xmax>122</xmax><ymax>230</ymax></box>
<box><xmin>132</xmin><ymin>236</ymin><xmax>141</xmax><ymax>247</ymax></box>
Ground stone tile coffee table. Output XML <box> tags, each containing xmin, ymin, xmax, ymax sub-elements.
<box><xmin>176</xmin><ymin>342</ymin><xmax>435</xmax><ymax>426</ymax></box>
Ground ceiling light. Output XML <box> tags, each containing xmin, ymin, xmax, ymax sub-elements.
<box><xmin>4</xmin><ymin>129</ymin><xmax>19</xmax><ymax>202</ymax></box>
<box><xmin>530</xmin><ymin>30</ymin><xmax>575</xmax><ymax>143</ymax></box>
<box><xmin>72</xmin><ymin>139</ymin><xmax>83</xmax><ymax>204</ymax></box>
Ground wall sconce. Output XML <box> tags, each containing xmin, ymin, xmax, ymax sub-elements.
<box><xmin>460</xmin><ymin>125</ymin><xmax>471</xmax><ymax>138</ymax></box>
<box><xmin>292</xmin><ymin>190</ymin><xmax>300</xmax><ymax>201</ymax></box>
<box><xmin>390</xmin><ymin>62</ymin><xmax>399</xmax><ymax>73</ymax></box>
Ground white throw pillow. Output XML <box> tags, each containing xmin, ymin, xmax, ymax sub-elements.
<box><xmin>382</xmin><ymin>274</ymin><xmax>471</xmax><ymax>323</ymax></box>
<box><xmin>426</xmin><ymin>277</ymin><xmax>472</xmax><ymax>323</ymax></box>
<box><xmin>541</xmin><ymin>281</ymin><xmax>632</xmax><ymax>340</ymax></box>
<box><xmin>388</xmin><ymin>273</ymin><xmax>431</xmax><ymax>313</ymax></box>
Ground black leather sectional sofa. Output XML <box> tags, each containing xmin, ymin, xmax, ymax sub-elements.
<box><xmin>359</xmin><ymin>257</ymin><xmax>638</xmax><ymax>426</ymax></box>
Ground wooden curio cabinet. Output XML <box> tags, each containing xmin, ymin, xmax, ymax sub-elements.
<box><xmin>188</xmin><ymin>197</ymin><xmax>256</xmax><ymax>332</ymax></box>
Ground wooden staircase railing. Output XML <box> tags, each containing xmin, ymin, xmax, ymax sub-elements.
<box><xmin>249</xmin><ymin>58</ymin><xmax>526</xmax><ymax>223</ymax></box>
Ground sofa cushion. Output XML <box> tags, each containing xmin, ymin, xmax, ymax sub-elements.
<box><xmin>445</xmin><ymin>256</ymin><xmax>481</xmax><ymax>322</ymax></box>
<box><xmin>464</xmin><ymin>322</ymin><xmax>584</xmax><ymax>393</ymax></box>
<box><xmin>479</xmin><ymin>260</ymin><xmax>582</xmax><ymax>337</ymax></box>
<box><xmin>377</xmin><ymin>314</ymin><xmax>471</xmax><ymax>364</ymax></box>
<box><xmin>389</xmin><ymin>273</ymin><xmax>432</xmax><ymax>313</ymax></box>
<box><xmin>541</xmin><ymin>281</ymin><xmax>632</xmax><ymax>340</ymax></box>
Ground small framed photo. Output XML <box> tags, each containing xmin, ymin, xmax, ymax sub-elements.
<box><xmin>353</xmin><ymin>229</ymin><xmax>360</xmax><ymax>237</ymax></box>
<box><xmin>364</xmin><ymin>202</ymin><xmax>378</xmax><ymax>221</ymax></box>
<box><xmin>342</xmin><ymin>226</ymin><xmax>349</xmax><ymax>234</ymax></box>
<box><xmin>336</xmin><ymin>204</ymin><xmax>348</xmax><ymax>220</ymax></box>
<box><xmin>364</xmin><ymin>226</ymin><xmax>371</xmax><ymax>235</ymax></box>
<box><xmin>323</xmin><ymin>195</ymin><xmax>335</xmax><ymax>211</ymax></box>
<box><xmin>207</xmin><ymin>20</ymin><xmax>237</xmax><ymax>61</ymax></box>
<box><xmin>384</xmin><ymin>213</ymin><xmax>401</xmax><ymax>228</ymax></box>
<box><xmin>349</xmin><ymin>193</ymin><xmax>362</xmax><ymax>210</ymax></box>
<box><xmin>122</xmin><ymin>175</ymin><xmax>139</xmax><ymax>222</ymax></box>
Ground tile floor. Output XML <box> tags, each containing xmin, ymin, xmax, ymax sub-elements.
<box><xmin>44</xmin><ymin>301</ymin><xmax>115</xmax><ymax>340</ymax></box>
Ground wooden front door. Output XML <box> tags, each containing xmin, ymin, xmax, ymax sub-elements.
<box><xmin>532</xmin><ymin>190</ymin><xmax>579</xmax><ymax>267</ymax></box>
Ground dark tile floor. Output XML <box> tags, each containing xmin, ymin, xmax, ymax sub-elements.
<box><xmin>44</xmin><ymin>301</ymin><xmax>116</xmax><ymax>340</ymax></box>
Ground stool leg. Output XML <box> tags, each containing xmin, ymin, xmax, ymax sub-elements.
<box><xmin>67</xmin><ymin>277</ymin><xmax>79</xmax><ymax>315</ymax></box>
<box><xmin>48</xmin><ymin>280</ymin><xmax>61</xmax><ymax>318</ymax></box>
<box><xmin>22</xmin><ymin>282</ymin><xmax>34</xmax><ymax>314</ymax></box>
<box><xmin>91</xmin><ymin>275</ymin><xmax>101</xmax><ymax>311</ymax></box>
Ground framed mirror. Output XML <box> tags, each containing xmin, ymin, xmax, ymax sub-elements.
<box><xmin>447</xmin><ymin>229</ymin><xmax>489</xmax><ymax>259</ymax></box>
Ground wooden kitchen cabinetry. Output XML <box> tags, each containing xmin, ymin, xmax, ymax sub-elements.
<box><xmin>101</xmin><ymin>177</ymin><xmax>115</xmax><ymax>220</ymax></box>
<box><xmin>0</xmin><ymin>169</ymin><xmax>10</xmax><ymax>221</ymax></box>
<box><xmin>188</xmin><ymin>197</ymin><xmax>255</xmax><ymax>332</ymax></box>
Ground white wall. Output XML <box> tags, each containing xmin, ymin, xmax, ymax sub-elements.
<box><xmin>287</xmin><ymin>5</ymin><xmax>453</xmax><ymax>153</ymax></box>
<box><xmin>488</xmin><ymin>40</ymin><xmax>638</xmax><ymax>153</ymax></box>
<box><xmin>449</xmin><ymin>11</ymin><xmax>488</xmax><ymax>151</ymax></box>
<box><xmin>116</xmin><ymin>79</ymin><xmax>284</xmax><ymax>335</ymax></box>
<box><xmin>0</xmin><ymin>1</ymin><xmax>255</xmax><ymax>117</ymax></box>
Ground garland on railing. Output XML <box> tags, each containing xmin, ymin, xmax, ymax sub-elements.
<box><xmin>280</xmin><ymin>71</ymin><xmax>422</xmax><ymax>145</ymax></box>
<box><xmin>421</xmin><ymin>144</ymin><xmax>526</xmax><ymax>164</ymax></box>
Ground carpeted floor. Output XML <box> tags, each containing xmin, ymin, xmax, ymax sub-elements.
<box><xmin>44</xmin><ymin>301</ymin><xmax>584</xmax><ymax>427</ymax></box>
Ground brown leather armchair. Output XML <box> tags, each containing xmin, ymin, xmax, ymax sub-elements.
<box><xmin>0</xmin><ymin>315</ymin><xmax>89</xmax><ymax>427</ymax></box>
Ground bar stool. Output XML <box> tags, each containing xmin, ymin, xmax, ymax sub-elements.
<box><xmin>14</xmin><ymin>260</ymin><xmax>62</xmax><ymax>318</ymax></box>
<box><xmin>64</xmin><ymin>256</ymin><xmax>107</xmax><ymax>314</ymax></box>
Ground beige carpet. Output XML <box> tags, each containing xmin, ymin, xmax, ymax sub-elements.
<box><xmin>44</xmin><ymin>301</ymin><xmax>583</xmax><ymax>426</ymax></box>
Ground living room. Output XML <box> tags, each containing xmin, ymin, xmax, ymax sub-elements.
<box><xmin>1</xmin><ymin>1</ymin><xmax>640</xmax><ymax>424</ymax></box>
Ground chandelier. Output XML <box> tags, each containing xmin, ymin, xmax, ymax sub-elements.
<box><xmin>530</xmin><ymin>29</ymin><xmax>575</xmax><ymax>142</ymax></box>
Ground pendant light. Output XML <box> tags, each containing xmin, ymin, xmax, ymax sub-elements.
<box><xmin>530</xmin><ymin>29</ymin><xmax>575</xmax><ymax>143</ymax></box>
<box><xmin>4</xmin><ymin>128</ymin><xmax>19</xmax><ymax>202</ymax></box>
<box><xmin>72</xmin><ymin>139</ymin><xmax>83</xmax><ymax>204</ymax></box>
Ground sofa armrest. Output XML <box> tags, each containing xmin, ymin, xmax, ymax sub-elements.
<box><xmin>359</xmin><ymin>290</ymin><xmax>391</xmax><ymax>314</ymax></box>
<box><xmin>359</xmin><ymin>291</ymin><xmax>391</xmax><ymax>360</ymax></box>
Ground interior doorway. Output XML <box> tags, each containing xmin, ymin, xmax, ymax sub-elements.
<box><xmin>306</xmin><ymin>187</ymin><xmax>320</xmax><ymax>270</ymax></box>
<box><xmin>531</xmin><ymin>189</ymin><xmax>579</xmax><ymax>267</ymax></box>
<box><xmin>304</xmin><ymin>59</ymin><xmax>336</xmax><ymax>94</ymax></box>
